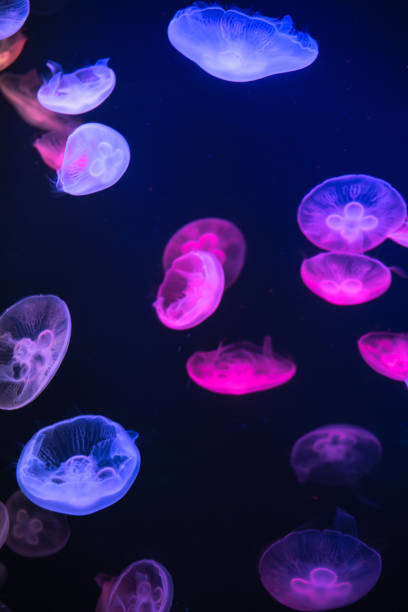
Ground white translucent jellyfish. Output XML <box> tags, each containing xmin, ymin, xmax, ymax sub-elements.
<box><xmin>0</xmin><ymin>0</ymin><xmax>29</xmax><ymax>40</ymax></box>
<box><xmin>168</xmin><ymin>5</ymin><xmax>318</xmax><ymax>82</ymax></box>
<box><xmin>37</xmin><ymin>58</ymin><xmax>116</xmax><ymax>115</ymax></box>
<box><xmin>0</xmin><ymin>502</ymin><xmax>9</xmax><ymax>549</ymax></box>
<box><xmin>0</xmin><ymin>295</ymin><xmax>71</xmax><ymax>410</ymax></box>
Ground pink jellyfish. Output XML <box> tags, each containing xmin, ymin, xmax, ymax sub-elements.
<box><xmin>186</xmin><ymin>336</ymin><xmax>296</xmax><ymax>395</ymax></box>
<box><xmin>300</xmin><ymin>252</ymin><xmax>391</xmax><ymax>305</ymax></box>
<box><xmin>297</xmin><ymin>174</ymin><xmax>406</xmax><ymax>253</ymax></box>
<box><xmin>0</xmin><ymin>502</ymin><xmax>9</xmax><ymax>549</ymax></box>
<box><xmin>95</xmin><ymin>559</ymin><xmax>173</xmax><ymax>612</ymax></box>
<box><xmin>259</xmin><ymin>528</ymin><xmax>382</xmax><ymax>611</ymax></box>
<box><xmin>0</xmin><ymin>30</ymin><xmax>27</xmax><ymax>71</ymax></box>
<box><xmin>162</xmin><ymin>218</ymin><xmax>246</xmax><ymax>288</ymax></box>
<box><xmin>290</xmin><ymin>424</ymin><xmax>382</xmax><ymax>485</ymax></box>
<box><xmin>388</xmin><ymin>217</ymin><xmax>408</xmax><ymax>247</ymax></box>
<box><xmin>6</xmin><ymin>491</ymin><xmax>70</xmax><ymax>558</ymax></box>
<box><xmin>154</xmin><ymin>250</ymin><xmax>225</xmax><ymax>330</ymax></box>
<box><xmin>358</xmin><ymin>332</ymin><xmax>408</xmax><ymax>388</ymax></box>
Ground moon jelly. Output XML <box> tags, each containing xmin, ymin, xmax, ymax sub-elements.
<box><xmin>6</xmin><ymin>490</ymin><xmax>70</xmax><ymax>558</ymax></box>
<box><xmin>388</xmin><ymin>217</ymin><xmax>408</xmax><ymax>247</ymax></box>
<box><xmin>187</xmin><ymin>336</ymin><xmax>296</xmax><ymax>395</ymax></box>
<box><xmin>358</xmin><ymin>331</ymin><xmax>408</xmax><ymax>387</ymax></box>
<box><xmin>37</xmin><ymin>58</ymin><xmax>116</xmax><ymax>115</ymax></box>
<box><xmin>0</xmin><ymin>0</ymin><xmax>29</xmax><ymax>40</ymax></box>
<box><xmin>0</xmin><ymin>295</ymin><xmax>71</xmax><ymax>410</ymax></box>
<box><xmin>162</xmin><ymin>217</ymin><xmax>246</xmax><ymax>288</ymax></box>
<box><xmin>297</xmin><ymin>175</ymin><xmax>407</xmax><ymax>253</ymax></box>
<box><xmin>0</xmin><ymin>30</ymin><xmax>26</xmax><ymax>71</ymax></box>
<box><xmin>154</xmin><ymin>250</ymin><xmax>225</xmax><ymax>330</ymax></box>
<box><xmin>16</xmin><ymin>415</ymin><xmax>141</xmax><ymax>516</ymax></box>
<box><xmin>95</xmin><ymin>559</ymin><xmax>173</xmax><ymax>612</ymax></box>
<box><xmin>259</xmin><ymin>528</ymin><xmax>381</xmax><ymax>611</ymax></box>
<box><xmin>168</xmin><ymin>5</ymin><xmax>318</xmax><ymax>82</ymax></box>
<box><xmin>56</xmin><ymin>122</ymin><xmax>130</xmax><ymax>196</ymax></box>
<box><xmin>300</xmin><ymin>252</ymin><xmax>391</xmax><ymax>306</ymax></box>
<box><xmin>0</xmin><ymin>502</ymin><xmax>9</xmax><ymax>549</ymax></box>
<box><xmin>290</xmin><ymin>424</ymin><xmax>382</xmax><ymax>486</ymax></box>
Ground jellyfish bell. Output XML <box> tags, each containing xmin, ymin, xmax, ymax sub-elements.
<box><xmin>358</xmin><ymin>332</ymin><xmax>408</xmax><ymax>388</ymax></box>
<box><xmin>0</xmin><ymin>0</ymin><xmax>29</xmax><ymax>40</ymax></box>
<box><xmin>0</xmin><ymin>502</ymin><xmax>9</xmax><ymax>549</ymax></box>
<box><xmin>0</xmin><ymin>30</ymin><xmax>27</xmax><ymax>71</ymax></box>
<box><xmin>168</xmin><ymin>5</ymin><xmax>318</xmax><ymax>82</ymax></box>
<box><xmin>388</xmin><ymin>217</ymin><xmax>408</xmax><ymax>247</ymax></box>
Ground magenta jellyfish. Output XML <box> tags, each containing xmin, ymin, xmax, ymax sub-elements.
<box><xmin>168</xmin><ymin>5</ymin><xmax>318</xmax><ymax>82</ymax></box>
<box><xmin>187</xmin><ymin>336</ymin><xmax>296</xmax><ymax>395</ymax></box>
<box><xmin>388</xmin><ymin>217</ymin><xmax>408</xmax><ymax>247</ymax></box>
<box><xmin>95</xmin><ymin>559</ymin><xmax>173</xmax><ymax>612</ymax></box>
<box><xmin>6</xmin><ymin>490</ymin><xmax>70</xmax><ymax>558</ymax></box>
<box><xmin>358</xmin><ymin>331</ymin><xmax>408</xmax><ymax>388</ymax></box>
<box><xmin>37</xmin><ymin>59</ymin><xmax>116</xmax><ymax>115</ymax></box>
<box><xmin>290</xmin><ymin>424</ymin><xmax>382</xmax><ymax>486</ymax></box>
<box><xmin>154</xmin><ymin>250</ymin><xmax>225</xmax><ymax>330</ymax></box>
<box><xmin>17</xmin><ymin>415</ymin><xmax>141</xmax><ymax>516</ymax></box>
<box><xmin>33</xmin><ymin>127</ymin><xmax>75</xmax><ymax>170</ymax></box>
<box><xmin>0</xmin><ymin>502</ymin><xmax>9</xmax><ymax>549</ymax></box>
<box><xmin>0</xmin><ymin>0</ymin><xmax>29</xmax><ymax>40</ymax></box>
<box><xmin>0</xmin><ymin>295</ymin><xmax>71</xmax><ymax>410</ymax></box>
<box><xmin>297</xmin><ymin>174</ymin><xmax>407</xmax><ymax>253</ymax></box>
<box><xmin>259</xmin><ymin>527</ymin><xmax>382</xmax><ymax>611</ymax></box>
<box><xmin>56</xmin><ymin>122</ymin><xmax>130</xmax><ymax>195</ymax></box>
<box><xmin>300</xmin><ymin>253</ymin><xmax>391</xmax><ymax>306</ymax></box>
<box><xmin>0</xmin><ymin>30</ymin><xmax>27</xmax><ymax>71</ymax></box>
<box><xmin>162</xmin><ymin>217</ymin><xmax>246</xmax><ymax>288</ymax></box>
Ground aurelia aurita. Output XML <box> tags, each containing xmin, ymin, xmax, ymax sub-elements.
<box><xmin>162</xmin><ymin>218</ymin><xmax>246</xmax><ymax>288</ymax></box>
<box><xmin>6</xmin><ymin>490</ymin><xmax>70</xmax><ymax>557</ymax></box>
<box><xmin>259</xmin><ymin>528</ymin><xmax>381</xmax><ymax>611</ymax></box>
<box><xmin>358</xmin><ymin>332</ymin><xmax>408</xmax><ymax>387</ymax></box>
<box><xmin>388</xmin><ymin>217</ymin><xmax>408</xmax><ymax>247</ymax></box>
<box><xmin>187</xmin><ymin>336</ymin><xmax>296</xmax><ymax>395</ymax></box>
<box><xmin>154</xmin><ymin>251</ymin><xmax>225</xmax><ymax>330</ymax></box>
<box><xmin>0</xmin><ymin>30</ymin><xmax>26</xmax><ymax>71</ymax></box>
<box><xmin>0</xmin><ymin>0</ymin><xmax>29</xmax><ymax>40</ymax></box>
<box><xmin>17</xmin><ymin>415</ymin><xmax>141</xmax><ymax>516</ymax></box>
<box><xmin>0</xmin><ymin>295</ymin><xmax>71</xmax><ymax>410</ymax></box>
<box><xmin>56</xmin><ymin>122</ymin><xmax>130</xmax><ymax>196</ymax></box>
<box><xmin>297</xmin><ymin>174</ymin><xmax>407</xmax><ymax>253</ymax></box>
<box><xmin>0</xmin><ymin>502</ymin><xmax>9</xmax><ymax>549</ymax></box>
<box><xmin>95</xmin><ymin>559</ymin><xmax>173</xmax><ymax>612</ymax></box>
<box><xmin>37</xmin><ymin>59</ymin><xmax>116</xmax><ymax>115</ymax></box>
<box><xmin>290</xmin><ymin>424</ymin><xmax>382</xmax><ymax>486</ymax></box>
<box><xmin>168</xmin><ymin>5</ymin><xmax>318</xmax><ymax>82</ymax></box>
<box><xmin>300</xmin><ymin>253</ymin><xmax>391</xmax><ymax>306</ymax></box>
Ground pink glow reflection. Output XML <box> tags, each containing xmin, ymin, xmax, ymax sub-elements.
<box><xmin>358</xmin><ymin>331</ymin><xmax>408</xmax><ymax>384</ymax></box>
<box><xmin>0</xmin><ymin>31</ymin><xmax>27</xmax><ymax>72</ymax></box>
<box><xmin>33</xmin><ymin>128</ymin><xmax>73</xmax><ymax>170</ymax></box>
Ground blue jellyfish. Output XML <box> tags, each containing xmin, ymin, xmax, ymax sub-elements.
<box><xmin>37</xmin><ymin>59</ymin><xmax>116</xmax><ymax>115</ymax></box>
<box><xmin>17</xmin><ymin>415</ymin><xmax>141</xmax><ymax>515</ymax></box>
<box><xmin>0</xmin><ymin>0</ymin><xmax>30</xmax><ymax>41</ymax></box>
<box><xmin>167</xmin><ymin>5</ymin><xmax>318</xmax><ymax>82</ymax></box>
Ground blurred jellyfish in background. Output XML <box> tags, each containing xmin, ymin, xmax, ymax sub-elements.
<box><xmin>163</xmin><ymin>217</ymin><xmax>246</xmax><ymax>289</ymax></box>
<box><xmin>95</xmin><ymin>559</ymin><xmax>173</xmax><ymax>612</ymax></box>
<box><xmin>37</xmin><ymin>58</ymin><xmax>116</xmax><ymax>114</ymax></box>
<box><xmin>0</xmin><ymin>0</ymin><xmax>29</xmax><ymax>40</ymax></box>
<box><xmin>290</xmin><ymin>424</ymin><xmax>382</xmax><ymax>486</ymax></box>
<box><xmin>187</xmin><ymin>336</ymin><xmax>296</xmax><ymax>394</ymax></box>
<box><xmin>358</xmin><ymin>332</ymin><xmax>408</xmax><ymax>388</ymax></box>
<box><xmin>0</xmin><ymin>502</ymin><xmax>9</xmax><ymax>548</ymax></box>
<box><xmin>0</xmin><ymin>30</ymin><xmax>26</xmax><ymax>71</ymax></box>
<box><xmin>6</xmin><ymin>491</ymin><xmax>70</xmax><ymax>557</ymax></box>
<box><xmin>300</xmin><ymin>253</ymin><xmax>392</xmax><ymax>306</ymax></box>
<box><xmin>168</xmin><ymin>5</ymin><xmax>318</xmax><ymax>82</ymax></box>
<box><xmin>17</xmin><ymin>415</ymin><xmax>141</xmax><ymax>515</ymax></box>
<box><xmin>388</xmin><ymin>217</ymin><xmax>408</xmax><ymax>247</ymax></box>
<box><xmin>0</xmin><ymin>295</ymin><xmax>71</xmax><ymax>410</ymax></box>
<box><xmin>297</xmin><ymin>174</ymin><xmax>407</xmax><ymax>253</ymax></box>
<box><xmin>0</xmin><ymin>604</ymin><xmax>11</xmax><ymax>612</ymax></box>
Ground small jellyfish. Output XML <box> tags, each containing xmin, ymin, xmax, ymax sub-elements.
<box><xmin>290</xmin><ymin>424</ymin><xmax>382</xmax><ymax>486</ymax></box>
<box><xmin>17</xmin><ymin>415</ymin><xmax>141</xmax><ymax>515</ymax></box>
<box><xmin>162</xmin><ymin>217</ymin><xmax>246</xmax><ymax>288</ymax></box>
<box><xmin>56</xmin><ymin>122</ymin><xmax>130</xmax><ymax>196</ymax></box>
<box><xmin>300</xmin><ymin>252</ymin><xmax>392</xmax><ymax>306</ymax></box>
<box><xmin>6</xmin><ymin>490</ymin><xmax>70</xmax><ymax>557</ymax></box>
<box><xmin>0</xmin><ymin>502</ymin><xmax>9</xmax><ymax>549</ymax></box>
<box><xmin>358</xmin><ymin>331</ymin><xmax>408</xmax><ymax>388</ymax></box>
<box><xmin>154</xmin><ymin>250</ymin><xmax>225</xmax><ymax>330</ymax></box>
<box><xmin>187</xmin><ymin>336</ymin><xmax>296</xmax><ymax>395</ymax></box>
<box><xmin>388</xmin><ymin>217</ymin><xmax>408</xmax><ymax>247</ymax></box>
<box><xmin>297</xmin><ymin>174</ymin><xmax>407</xmax><ymax>253</ymax></box>
<box><xmin>0</xmin><ymin>30</ymin><xmax>26</xmax><ymax>71</ymax></box>
<box><xmin>0</xmin><ymin>0</ymin><xmax>29</xmax><ymax>40</ymax></box>
<box><xmin>0</xmin><ymin>295</ymin><xmax>71</xmax><ymax>410</ymax></box>
<box><xmin>95</xmin><ymin>559</ymin><xmax>173</xmax><ymax>612</ymax></box>
<box><xmin>259</xmin><ymin>528</ymin><xmax>381</xmax><ymax>611</ymax></box>
<box><xmin>168</xmin><ymin>5</ymin><xmax>318</xmax><ymax>82</ymax></box>
<box><xmin>37</xmin><ymin>59</ymin><xmax>116</xmax><ymax>115</ymax></box>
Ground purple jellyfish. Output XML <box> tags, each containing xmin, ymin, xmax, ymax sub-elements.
<box><xmin>0</xmin><ymin>0</ymin><xmax>29</xmax><ymax>40</ymax></box>
<box><xmin>297</xmin><ymin>174</ymin><xmax>407</xmax><ymax>253</ymax></box>
<box><xmin>290</xmin><ymin>424</ymin><xmax>382</xmax><ymax>486</ymax></box>
<box><xmin>358</xmin><ymin>331</ymin><xmax>408</xmax><ymax>387</ymax></box>
<box><xmin>300</xmin><ymin>253</ymin><xmax>391</xmax><ymax>305</ymax></box>
<box><xmin>0</xmin><ymin>502</ymin><xmax>9</xmax><ymax>549</ymax></box>
<box><xmin>388</xmin><ymin>217</ymin><xmax>408</xmax><ymax>247</ymax></box>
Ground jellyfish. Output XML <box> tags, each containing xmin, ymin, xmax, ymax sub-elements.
<box><xmin>33</xmin><ymin>128</ymin><xmax>74</xmax><ymax>170</ymax></box>
<box><xmin>162</xmin><ymin>218</ymin><xmax>246</xmax><ymax>288</ymax></box>
<box><xmin>0</xmin><ymin>30</ymin><xmax>26</xmax><ymax>71</ymax></box>
<box><xmin>17</xmin><ymin>415</ymin><xmax>141</xmax><ymax>515</ymax></box>
<box><xmin>297</xmin><ymin>174</ymin><xmax>407</xmax><ymax>253</ymax></box>
<box><xmin>168</xmin><ymin>5</ymin><xmax>318</xmax><ymax>82</ymax></box>
<box><xmin>290</xmin><ymin>424</ymin><xmax>382</xmax><ymax>486</ymax></box>
<box><xmin>0</xmin><ymin>295</ymin><xmax>71</xmax><ymax>410</ymax></box>
<box><xmin>0</xmin><ymin>502</ymin><xmax>9</xmax><ymax>549</ymax></box>
<box><xmin>154</xmin><ymin>250</ymin><xmax>225</xmax><ymax>330</ymax></box>
<box><xmin>259</xmin><ymin>527</ymin><xmax>381</xmax><ymax>611</ymax></box>
<box><xmin>358</xmin><ymin>332</ymin><xmax>408</xmax><ymax>388</ymax></box>
<box><xmin>37</xmin><ymin>58</ymin><xmax>116</xmax><ymax>115</ymax></box>
<box><xmin>300</xmin><ymin>252</ymin><xmax>392</xmax><ymax>306</ymax></box>
<box><xmin>95</xmin><ymin>559</ymin><xmax>173</xmax><ymax>612</ymax></box>
<box><xmin>187</xmin><ymin>336</ymin><xmax>296</xmax><ymax>395</ymax></box>
<box><xmin>388</xmin><ymin>217</ymin><xmax>408</xmax><ymax>247</ymax></box>
<box><xmin>0</xmin><ymin>0</ymin><xmax>29</xmax><ymax>40</ymax></box>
